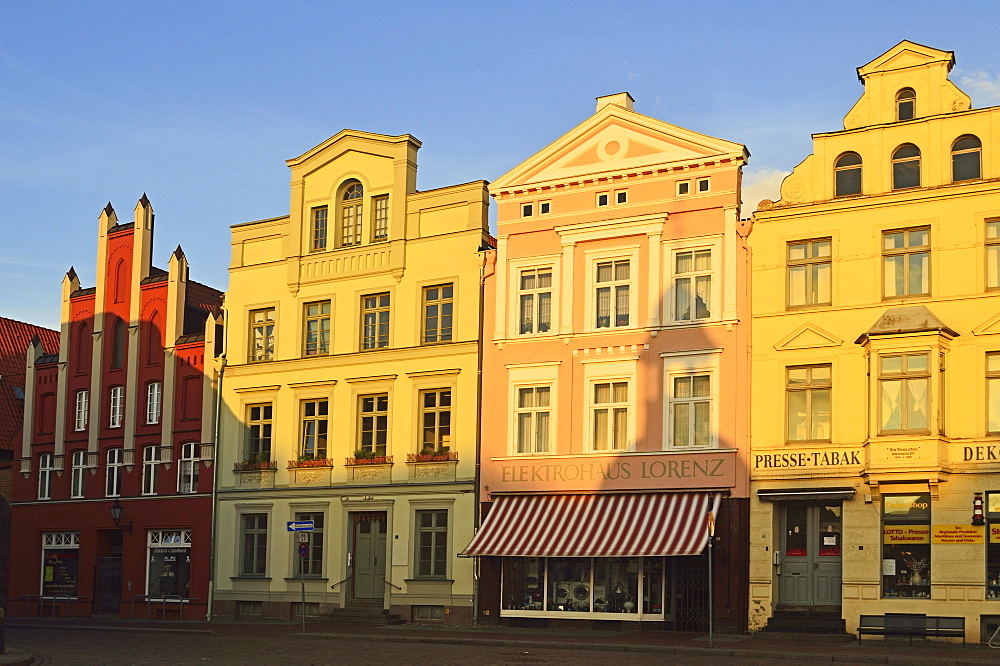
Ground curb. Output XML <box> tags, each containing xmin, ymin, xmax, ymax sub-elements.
<box><xmin>0</xmin><ymin>649</ymin><xmax>33</xmax><ymax>666</ymax></box>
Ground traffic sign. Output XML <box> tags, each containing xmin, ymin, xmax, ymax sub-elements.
<box><xmin>298</xmin><ymin>543</ymin><xmax>309</xmax><ymax>558</ymax></box>
<box><xmin>297</xmin><ymin>533</ymin><xmax>308</xmax><ymax>543</ymax></box>
<box><xmin>287</xmin><ymin>520</ymin><xmax>315</xmax><ymax>532</ymax></box>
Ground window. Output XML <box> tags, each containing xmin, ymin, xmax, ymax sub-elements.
<box><xmin>303</xmin><ymin>301</ymin><xmax>331</xmax><ymax>356</ymax></box>
<box><xmin>615</xmin><ymin>190</ymin><xmax>628</xmax><ymax>204</ymax></box>
<box><xmin>246</xmin><ymin>404</ymin><xmax>273</xmax><ymax>462</ymax></box>
<box><xmin>592</xmin><ymin>381</ymin><xmax>629</xmax><ymax>451</ymax></box>
<box><xmin>423</xmin><ymin>284</ymin><xmax>453</xmax><ymax>344</ymax></box>
<box><xmin>110</xmin><ymin>318</ymin><xmax>126</xmax><ymax>369</ymax></box>
<box><xmin>952</xmin><ymin>135</ymin><xmax>982</xmax><ymax>182</ymax></box>
<box><xmin>300</xmin><ymin>400</ymin><xmax>329</xmax><ymax>459</ymax></box>
<box><xmin>105</xmin><ymin>448</ymin><xmax>123</xmax><ymax>497</ymax></box>
<box><xmin>988</xmin><ymin>353</ymin><xmax>1000</xmax><ymax>434</ymax></box>
<box><xmin>787</xmin><ymin>239</ymin><xmax>832</xmax><ymax>307</ymax></box>
<box><xmin>75</xmin><ymin>322</ymin><xmax>91</xmax><ymax>373</ymax></box>
<box><xmin>883</xmin><ymin>227</ymin><xmax>929</xmax><ymax>299</ymax></box>
<box><xmin>241</xmin><ymin>514</ymin><xmax>268</xmax><ymax>576</ymax></box>
<box><xmin>674</xmin><ymin>250</ymin><xmax>712</xmax><ymax>321</ymax></box>
<box><xmin>669</xmin><ymin>374</ymin><xmax>711</xmax><ymax>447</ymax></box>
<box><xmin>178</xmin><ymin>442</ymin><xmax>200</xmax><ymax>493</ymax></box>
<box><xmin>74</xmin><ymin>390</ymin><xmax>89</xmax><ymax>431</ymax></box>
<box><xmin>142</xmin><ymin>445</ymin><xmax>159</xmax><ymax>495</ymax></box>
<box><xmin>834</xmin><ymin>152</ymin><xmax>862</xmax><ymax>197</ymax></box>
<box><xmin>539</xmin><ymin>201</ymin><xmax>551</xmax><ymax>215</ymax></box>
<box><xmin>420</xmin><ymin>389</ymin><xmax>451</xmax><ymax>453</ymax></box>
<box><xmin>109</xmin><ymin>386</ymin><xmax>124</xmax><ymax>428</ymax></box>
<box><xmin>595</xmin><ymin>260</ymin><xmax>630</xmax><ymax>328</ymax></box>
<box><xmin>311</xmin><ymin>206</ymin><xmax>328</xmax><ymax>252</ymax></box>
<box><xmin>522</xmin><ymin>203</ymin><xmax>533</xmax><ymax>217</ymax></box>
<box><xmin>677</xmin><ymin>181</ymin><xmax>690</xmax><ymax>195</ymax></box>
<box><xmin>879</xmin><ymin>352</ymin><xmax>930</xmax><ymax>433</ymax></box>
<box><xmin>249</xmin><ymin>308</ymin><xmax>276</xmax><ymax>361</ymax></box>
<box><xmin>146</xmin><ymin>381</ymin><xmax>162</xmax><ymax>424</ymax></box>
<box><xmin>42</xmin><ymin>532</ymin><xmax>80</xmax><ymax>597</ymax></box>
<box><xmin>70</xmin><ymin>450</ymin><xmax>86</xmax><ymax>499</ymax></box>
<box><xmin>373</xmin><ymin>195</ymin><xmax>389</xmax><ymax>241</ymax></box>
<box><xmin>147</xmin><ymin>530</ymin><xmax>192</xmax><ymax>598</ymax></box>
<box><xmin>882</xmin><ymin>494</ymin><xmax>930</xmax><ymax>598</ymax></box>
<box><xmin>415</xmin><ymin>510</ymin><xmax>448</xmax><ymax>578</ymax></box>
<box><xmin>340</xmin><ymin>180</ymin><xmax>363</xmax><ymax>247</ymax></box>
<box><xmin>359</xmin><ymin>394</ymin><xmax>389</xmax><ymax>456</ymax></box>
<box><xmin>988</xmin><ymin>219</ymin><xmax>1000</xmax><ymax>290</ymax></box>
<box><xmin>515</xmin><ymin>386</ymin><xmax>551</xmax><ymax>454</ymax></box>
<box><xmin>697</xmin><ymin>178</ymin><xmax>710</xmax><ymax>193</ymax></box>
<box><xmin>518</xmin><ymin>268</ymin><xmax>552</xmax><ymax>335</ymax></box>
<box><xmin>296</xmin><ymin>512</ymin><xmax>324</xmax><ymax>577</ymax></box>
<box><xmin>597</xmin><ymin>193</ymin><xmax>609</xmax><ymax>207</ymax></box>
<box><xmin>361</xmin><ymin>293</ymin><xmax>390</xmax><ymax>350</ymax></box>
<box><xmin>896</xmin><ymin>88</ymin><xmax>915</xmax><ymax>121</ymax></box>
<box><xmin>38</xmin><ymin>453</ymin><xmax>53</xmax><ymax>500</ymax></box>
<box><xmin>892</xmin><ymin>144</ymin><xmax>921</xmax><ymax>190</ymax></box>
<box><xmin>786</xmin><ymin>365</ymin><xmax>831</xmax><ymax>442</ymax></box>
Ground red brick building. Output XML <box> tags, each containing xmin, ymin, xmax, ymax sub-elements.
<box><xmin>9</xmin><ymin>197</ymin><xmax>222</xmax><ymax>619</ymax></box>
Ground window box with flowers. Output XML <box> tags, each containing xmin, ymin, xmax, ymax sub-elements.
<box><xmin>234</xmin><ymin>460</ymin><xmax>278</xmax><ymax>471</ymax></box>
<box><xmin>232</xmin><ymin>459</ymin><xmax>277</xmax><ymax>489</ymax></box>
<box><xmin>405</xmin><ymin>448</ymin><xmax>458</xmax><ymax>481</ymax></box>
<box><xmin>287</xmin><ymin>455</ymin><xmax>333</xmax><ymax>487</ymax></box>
<box><xmin>344</xmin><ymin>450</ymin><xmax>393</xmax><ymax>483</ymax></box>
<box><xmin>287</xmin><ymin>455</ymin><xmax>334</xmax><ymax>469</ymax></box>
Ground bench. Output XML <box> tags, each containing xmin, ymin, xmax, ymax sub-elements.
<box><xmin>858</xmin><ymin>613</ymin><xmax>965</xmax><ymax>646</ymax></box>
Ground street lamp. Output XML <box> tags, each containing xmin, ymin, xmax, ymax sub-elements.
<box><xmin>110</xmin><ymin>498</ymin><xmax>133</xmax><ymax>534</ymax></box>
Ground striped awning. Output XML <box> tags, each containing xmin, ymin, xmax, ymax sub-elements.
<box><xmin>461</xmin><ymin>492</ymin><xmax>717</xmax><ymax>558</ymax></box>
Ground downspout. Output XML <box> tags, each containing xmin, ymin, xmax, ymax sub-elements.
<box><xmin>206</xmin><ymin>310</ymin><xmax>227</xmax><ymax>621</ymax></box>
<box><xmin>473</xmin><ymin>244</ymin><xmax>496</xmax><ymax>627</ymax></box>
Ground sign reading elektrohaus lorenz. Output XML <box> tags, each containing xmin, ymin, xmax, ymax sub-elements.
<box><xmin>490</xmin><ymin>450</ymin><xmax>736</xmax><ymax>493</ymax></box>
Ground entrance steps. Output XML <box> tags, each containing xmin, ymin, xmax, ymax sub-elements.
<box><xmin>761</xmin><ymin>610</ymin><xmax>851</xmax><ymax>639</ymax></box>
<box><xmin>317</xmin><ymin>599</ymin><xmax>405</xmax><ymax>626</ymax></box>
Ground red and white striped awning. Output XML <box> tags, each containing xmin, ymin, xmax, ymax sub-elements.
<box><xmin>461</xmin><ymin>492</ymin><xmax>717</xmax><ymax>558</ymax></box>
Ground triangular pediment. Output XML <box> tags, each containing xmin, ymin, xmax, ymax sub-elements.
<box><xmin>857</xmin><ymin>40</ymin><xmax>954</xmax><ymax>78</ymax></box>
<box><xmin>774</xmin><ymin>324</ymin><xmax>843</xmax><ymax>351</ymax></box>
<box><xmin>973</xmin><ymin>312</ymin><xmax>1000</xmax><ymax>336</ymax></box>
<box><xmin>491</xmin><ymin>104</ymin><xmax>746</xmax><ymax>192</ymax></box>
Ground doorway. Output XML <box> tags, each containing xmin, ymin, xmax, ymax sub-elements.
<box><xmin>351</xmin><ymin>513</ymin><xmax>387</xmax><ymax>600</ymax></box>
<box><xmin>777</xmin><ymin>504</ymin><xmax>842</xmax><ymax>608</ymax></box>
<box><xmin>94</xmin><ymin>530</ymin><xmax>123</xmax><ymax>614</ymax></box>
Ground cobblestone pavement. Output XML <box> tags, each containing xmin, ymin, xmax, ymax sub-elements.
<box><xmin>5</xmin><ymin>627</ymin><xmax>886</xmax><ymax>665</ymax></box>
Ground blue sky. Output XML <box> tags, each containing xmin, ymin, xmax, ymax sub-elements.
<box><xmin>2</xmin><ymin>1</ymin><xmax>1000</xmax><ymax>329</ymax></box>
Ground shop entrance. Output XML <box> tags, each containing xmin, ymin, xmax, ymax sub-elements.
<box><xmin>778</xmin><ymin>504</ymin><xmax>842</xmax><ymax>608</ymax></box>
<box><xmin>351</xmin><ymin>513</ymin><xmax>386</xmax><ymax>600</ymax></box>
<box><xmin>94</xmin><ymin>530</ymin><xmax>123</xmax><ymax>614</ymax></box>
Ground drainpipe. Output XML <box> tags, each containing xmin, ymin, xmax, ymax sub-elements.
<box><xmin>473</xmin><ymin>244</ymin><xmax>496</xmax><ymax>627</ymax></box>
<box><xmin>206</xmin><ymin>309</ymin><xmax>227</xmax><ymax>621</ymax></box>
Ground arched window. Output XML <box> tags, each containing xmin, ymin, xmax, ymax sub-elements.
<box><xmin>834</xmin><ymin>152</ymin><xmax>862</xmax><ymax>197</ymax></box>
<box><xmin>892</xmin><ymin>144</ymin><xmax>921</xmax><ymax>190</ymax></box>
<box><xmin>113</xmin><ymin>259</ymin><xmax>128</xmax><ymax>303</ymax></box>
<box><xmin>75</xmin><ymin>322</ymin><xmax>91</xmax><ymax>374</ymax></box>
<box><xmin>111</xmin><ymin>317</ymin><xmax>126</xmax><ymax>369</ymax></box>
<box><xmin>952</xmin><ymin>135</ymin><xmax>982</xmax><ymax>182</ymax></box>
<box><xmin>339</xmin><ymin>180</ymin><xmax>363</xmax><ymax>248</ymax></box>
<box><xmin>145</xmin><ymin>311</ymin><xmax>164</xmax><ymax>366</ymax></box>
<box><xmin>896</xmin><ymin>88</ymin><xmax>915</xmax><ymax>121</ymax></box>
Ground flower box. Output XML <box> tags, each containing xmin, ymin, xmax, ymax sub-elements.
<box><xmin>406</xmin><ymin>451</ymin><xmax>458</xmax><ymax>463</ymax></box>
<box><xmin>287</xmin><ymin>458</ymin><xmax>333</xmax><ymax>468</ymax></box>
<box><xmin>233</xmin><ymin>460</ymin><xmax>277</xmax><ymax>471</ymax></box>
<box><xmin>345</xmin><ymin>455</ymin><xmax>393</xmax><ymax>466</ymax></box>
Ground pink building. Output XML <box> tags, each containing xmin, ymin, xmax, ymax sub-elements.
<box><xmin>465</xmin><ymin>94</ymin><xmax>751</xmax><ymax>632</ymax></box>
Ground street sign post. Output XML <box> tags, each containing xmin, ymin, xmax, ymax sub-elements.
<box><xmin>297</xmin><ymin>533</ymin><xmax>308</xmax><ymax>543</ymax></box>
<box><xmin>288</xmin><ymin>522</ymin><xmax>314</xmax><ymax>634</ymax></box>
<box><xmin>287</xmin><ymin>521</ymin><xmax>315</xmax><ymax>532</ymax></box>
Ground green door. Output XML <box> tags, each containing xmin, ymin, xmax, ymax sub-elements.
<box><xmin>352</xmin><ymin>515</ymin><xmax>387</xmax><ymax>599</ymax></box>
<box><xmin>778</xmin><ymin>504</ymin><xmax>842</xmax><ymax>608</ymax></box>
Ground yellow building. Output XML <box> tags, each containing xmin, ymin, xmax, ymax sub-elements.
<box><xmin>212</xmin><ymin>130</ymin><xmax>490</xmax><ymax>625</ymax></box>
<box><xmin>749</xmin><ymin>41</ymin><xmax>1000</xmax><ymax>642</ymax></box>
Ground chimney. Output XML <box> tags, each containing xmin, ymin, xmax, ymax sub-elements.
<box><xmin>596</xmin><ymin>92</ymin><xmax>635</xmax><ymax>113</ymax></box>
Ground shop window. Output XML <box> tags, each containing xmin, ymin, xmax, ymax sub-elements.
<box><xmin>240</xmin><ymin>514</ymin><xmax>268</xmax><ymax>576</ymax></box>
<box><xmin>42</xmin><ymin>532</ymin><xmax>80</xmax><ymax>597</ymax></box>
<box><xmin>896</xmin><ymin>88</ymin><xmax>915</xmax><ymax>121</ymax></box>
<box><xmin>594</xmin><ymin>260</ymin><xmax>630</xmax><ymax>329</ymax></box>
<box><xmin>881</xmin><ymin>494</ymin><xmax>931</xmax><ymax>598</ymax></box>
<box><xmin>108</xmin><ymin>386</ymin><xmax>124</xmax><ymax>428</ymax></box>
<box><xmin>141</xmin><ymin>445</ymin><xmax>159</xmax><ymax>496</ymax></box>
<box><xmin>246</xmin><ymin>404</ymin><xmax>273</xmax><ymax>462</ymax></box>
<box><xmin>422</xmin><ymin>284</ymin><xmax>453</xmax><ymax>344</ymax></box>
<box><xmin>73</xmin><ymin>390</ymin><xmax>89</xmax><ymax>431</ymax></box>
<box><xmin>591</xmin><ymin>381</ymin><xmax>629</xmax><ymax>451</ymax></box>
<box><xmin>548</xmin><ymin>558</ymin><xmax>591</xmax><ymax>612</ymax></box>
<box><xmin>311</xmin><ymin>206</ymin><xmax>328</xmax><ymax>252</ymax></box>
<box><xmin>105</xmin><ymin>448</ymin><xmax>124</xmax><ymax>497</ymax></box>
<box><xmin>988</xmin><ymin>219</ymin><xmax>1000</xmax><ymax>291</ymax></box>
<box><xmin>249</xmin><ymin>308</ymin><xmax>276</xmax><ymax>362</ymax></box>
<box><xmin>878</xmin><ymin>352</ymin><xmax>930</xmax><ymax>433</ymax></box>
<box><xmin>295</xmin><ymin>512</ymin><xmax>324</xmax><ymax>577</ymax></box>
<box><xmin>372</xmin><ymin>195</ymin><xmax>389</xmax><ymax>241</ymax></box>
<box><xmin>674</xmin><ymin>250</ymin><xmax>712</xmax><ymax>321</ymax></box>
<box><xmin>38</xmin><ymin>453</ymin><xmax>53</xmax><ymax>500</ymax></box>
<box><xmin>834</xmin><ymin>152</ymin><xmax>862</xmax><ymax>197</ymax></box>
<box><xmin>415</xmin><ymin>510</ymin><xmax>448</xmax><ymax>578</ymax></box>
<box><xmin>300</xmin><ymin>400</ymin><xmax>329</xmax><ymax>460</ymax></box>
<box><xmin>518</xmin><ymin>268</ymin><xmax>553</xmax><ymax>335</ymax></box>
<box><xmin>952</xmin><ymin>135</ymin><xmax>982</xmax><ymax>182</ymax></box>
<box><xmin>70</xmin><ymin>450</ymin><xmax>86</xmax><ymax>499</ymax></box>
<box><xmin>882</xmin><ymin>227</ymin><xmax>929</xmax><ymax>299</ymax></box>
<box><xmin>787</xmin><ymin>239</ymin><xmax>832</xmax><ymax>308</ymax></box>
<box><xmin>786</xmin><ymin>364</ymin><xmax>831</xmax><ymax>442</ymax></box>
<box><xmin>177</xmin><ymin>442</ymin><xmax>200</xmax><ymax>494</ymax></box>
<box><xmin>339</xmin><ymin>180</ymin><xmax>363</xmax><ymax>247</ymax></box>
<box><xmin>987</xmin><ymin>492</ymin><xmax>1000</xmax><ymax>598</ymax></box>
<box><xmin>146</xmin><ymin>381</ymin><xmax>162</xmax><ymax>424</ymax></box>
<box><xmin>147</xmin><ymin>530</ymin><xmax>192</xmax><ymax>598</ymax></box>
<box><xmin>891</xmin><ymin>144</ymin><xmax>921</xmax><ymax>190</ymax></box>
<box><xmin>358</xmin><ymin>394</ymin><xmax>389</xmax><ymax>456</ymax></box>
<box><xmin>515</xmin><ymin>386</ymin><xmax>551</xmax><ymax>454</ymax></box>
<box><xmin>420</xmin><ymin>389</ymin><xmax>451</xmax><ymax>453</ymax></box>
<box><xmin>303</xmin><ymin>301</ymin><xmax>331</xmax><ymax>356</ymax></box>
<box><xmin>361</xmin><ymin>293</ymin><xmax>390</xmax><ymax>350</ymax></box>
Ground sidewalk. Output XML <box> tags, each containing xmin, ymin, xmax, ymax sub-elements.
<box><xmin>6</xmin><ymin>616</ymin><xmax>1000</xmax><ymax>665</ymax></box>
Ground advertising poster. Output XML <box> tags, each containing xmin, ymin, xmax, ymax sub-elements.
<box><xmin>42</xmin><ymin>549</ymin><xmax>79</xmax><ymax>596</ymax></box>
<box><xmin>147</xmin><ymin>547</ymin><xmax>191</xmax><ymax>598</ymax></box>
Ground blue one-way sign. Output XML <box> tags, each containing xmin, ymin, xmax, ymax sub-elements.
<box><xmin>287</xmin><ymin>520</ymin><xmax>315</xmax><ymax>532</ymax></box>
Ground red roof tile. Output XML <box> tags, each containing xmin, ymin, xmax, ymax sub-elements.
<box><xmin>0</xmin><ymin>317</ymin><xmax>59</xmax><ymax>451</ymax></box>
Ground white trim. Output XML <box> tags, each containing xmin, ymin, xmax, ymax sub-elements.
<box><xmin>583</xmin><ymin>358</ymin><xmax>638</xmax><ymax>453</ymax></box>
<box><xmin>508</xmin><ymin>363</ymin><xmax>559</xmax><ymax>456</ymax></box>
<box><xmin>583</xmin><ymin>246</ymin><xmax>641</xmax><ymax>334</ymax></box>
<box><xmin>663</xmin><ymin>351</ymin><xmax>722</xmax><ymax>450</ymax></box>
<box><xmin>663</xmin><ymin>237</ymin><xmax>724</xmax><ymax>326</ymax></box>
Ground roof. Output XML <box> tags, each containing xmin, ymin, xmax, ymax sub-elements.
<box><xmin>855</xmin><ymin>305</ymin><xmax>959</xmax><ymax>344</ymax></box>
<box><xmin>186</xmin><ymin>279</ymin><xmax>223</xmax><ymax>318</ymax></box>
<box><xmin>0</xmin><ymin>317</ymin><xmax>59</xmax><ymax>451</ymax></box>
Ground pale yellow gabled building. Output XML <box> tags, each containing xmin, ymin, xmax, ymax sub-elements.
<box><xmin>213</xmin><ymin>130</ymin><xmax>490</xmax><ymax>625</ymax></box>
<box><xmin>749</xmin><ymin>41</ymin><xmax>1000</xmax><ymax>641</ymax></box>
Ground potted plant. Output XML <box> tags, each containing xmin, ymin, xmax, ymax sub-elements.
<box><xmin>407</xmin><ymin>446</ymin><xmax>455</xmax><ymax>463</ymax></box>
<box><xmin>347</xmin><ymin>449</ymin><xmax>391</xmax><ymax>465</ymax></box>
<box><xmin>233</xmin><ymin>458</ymin><xmax>277</xmax><ymax>471</ymax></box>
<box><xmin>288</xmin><ymin>454</ymin><xmax>331</xmax><ymax>468</ymax></box>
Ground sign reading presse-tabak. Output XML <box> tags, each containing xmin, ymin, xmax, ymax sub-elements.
<box><xmin>753</xmin><ymin>449</ymin><xmax>863</xmax><ymax>470</ymax></box>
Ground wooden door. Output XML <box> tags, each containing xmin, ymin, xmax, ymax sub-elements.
<box><xmin>352</xmin><ymin>514</ymin><xmax>387</xmax><ymax>599</ymax></box>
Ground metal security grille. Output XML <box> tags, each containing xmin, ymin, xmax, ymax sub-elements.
<box><xmin>95</xmin><ymin>557</ymin><xmax>123</xmax><ymax>613</ymax></box>
<box><xmin>674</xmin><ymin>553</ymin><xmax>710</xmax><ymax>632</ymax></box>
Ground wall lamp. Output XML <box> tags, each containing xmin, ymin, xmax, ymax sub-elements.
<box><xmin>110</xmin><ymin>498</ymin><xmax>133</xmax><ymax>534</ymax></box>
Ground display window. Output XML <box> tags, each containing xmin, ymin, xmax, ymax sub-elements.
<box><xmin>881</xmin><ymin>494</ymin><xmax>931</xmax><ymax>598</ymax></box>
<box><xmin>147</xmin><ymin>530</ymin><xmax>192</xmax><ymax>599</ymax></box>
<box><xmin>987</xmin><ymin>491</ymin><xmax>1000</xmax><ymax>599</ymax></box>
<box><xmin>501</xmin><ymin>556</ymin><xmax>665</xmax><ymax>620</ymax></box>
<box><xmin>41</xmin><ymin>532</ymin><xmax>80</xmax><ymax>596</ymax></box>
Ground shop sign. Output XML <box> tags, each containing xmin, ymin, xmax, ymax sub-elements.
<box><xmin>882</xmin><ymin>525</ymin><xmax>930</xmax><ymax>544</ymax></box>
<box><xmin>882</xmin><ymin>494</ymin><xmax>931</xmax><ymax>519</ymax></box>
<box><xmin>990</xmin><ymin>525</ymin><xmax>1000</xmax><ymax>543</ymax></box>
<box><xmin>753</xmin><ymin>449</ymin><xmax>862</xmax><ymax>470</ymax></box>
<box><xmin>42</xmin><ymin>549</ymin><xmax>79</xmax><ymax>596</ymax></box>
<box><xmin>959</xmin><ymin>445</ymin><xmax>1000</xmax><ymax>464</ymax></box>
<box><xmin>931</xmin><ymin>524</ymin><xmax>984</xmax><ymax>544</ymax></box>
<box><xmin>489</xmin><ymin>450</ymin><xmax>736</xmax><ymax>493</ymax></box>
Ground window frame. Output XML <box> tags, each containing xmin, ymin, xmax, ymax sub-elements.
<box><xmin>785</xmin><ymin>364</ymin><xmax>833</xmax><ymax>443</ymax></box>
<box><xmin>878</xmin><ymin>352</ymin><xmax>932</xmax><ymax>435</ymax></box>
<box><xmin>987</xmin><ymin>353</ymin><xmax>1000</xmax><ymax>436</ymax></box>
<box><xmin>108</xmin><ymin>386</ymin><xmax>124</xmax><ymax>428</ymax></box>
<box><xmin>146</xmin><ymin>381</ymin><xmax>162</xmax><ymax>425</ymax></box>
<box><xmin>419</xmin><ymin>389</ymin><xmax>452</xmax><ymax>453</ymax></box>
<box><xmin>589</xmin><ymin>379</ymin><xmax>631</xmax><ymax>452</ymax></box>
<box><xmin>310</xmin><ymin>206</ymin><xmax>328</xmax><ymax>252</ymax></box>
<box><xmin>38</xmin><ymin>452</ymin><xmax>53</xmax><ymax>500</ymax></box>
<box><xmin>141</xmin><ymin>445</ymin><xmax>159</xmax><ymax>496</ymax></box>
<box><xmin>339</xmin><ymin>180</ymin><xmax>364</xmax><ymax>248</ymax></box>
<box><xmin>110</xmin><ymin>318</ymin><xmax>126</xmax><ymax>370</ymax></box>
<box><xmin>882</xmin><ymin>226</ymin><xmax>930</xmax><ymax>300</ymax></box>
<box><xmin>177</xmin><ymin>442</ymin><xmax>200</xmax><ymax>494</ymax></box>
<box><xmin>300</xmin><ymin>399</ymin><xmax>329</xmax><ymax>460</ymax></box>
<box><xmin>663</xmin><ymin>351</ymin><xmax>721</xmax><ymax>450</ymax></box>
<box><xmin>516</xmin><ymin>266</ymin><xmax>554</xmax><ymax>336</ymax></box>
<box><xmin>249</xmin><ymin>307</ymin><xmax>276</xmax><ymax>362</ymax></box>
<box><xmin>513</xmin><ymin>385</ymin><xmax>552</xmax><ymax>455</ymax></box>
<box><xmin>105</xmin><ymin>448</ymin><xmax>123</xmax><ymax>498</ymax></box>
<box><xmin>302</xmin><ymin>300</ymin><xmax>331</xmax><ymax>356</ymax></box>
<box><xmin>987</xmin><ymin>219</ymin><xmax>1000</xmax><ymax>291</ymax></box>
<box><xmin>676</xmin><ymin>181</ymin><xmax>690</xmax><ymax>196</ymax></box>
<box><xmin>895</xmin><ymin>88</ymin><xmax>916</xmax><ymax>121</ymax></box>
<box><xmin>358</xmin><ymin>393</ymin><xmax>389</xmax><ymax>456</ymax></box>
<box><xmin>372</xmin><ymin>195</ymin><xmax>389</xmax><ymax>242</ymax></box>
<box><xmin>891</xmin><ymin>144</ymin><xmax>921</xmax><ymax>190</ymax></box>
<box><xmin>74</xmin><ymin>389</ymin><xmax>89</xmax><ymax>431</ymax></box>
<box><xmin>592</xmin><ymin>258</ymin><xmax>633</xmax><ymax>330</ymax></box>
<box><xmin>414</xmin><ymin>509</ymin><xmax>449</xmax><ymax>579</ymax></box>
<box><xmin>786</xmin><ymin>238</ymin><xmax>833</xmax><ymax>309</ymax></box>
<box><xmin>240</xmin><ymin>513</ymin><xmax>268</xmax><ymax>577</ymax></box>
<box><xmin>294</xmin><ymin>511</ymin><xmax>324</xmax><ymax>577</ymax></box>
<box><xmin>246</xmin><ymin>403</ymin><xmax>273</xmax><ymax>463</ymax></box>
<box><xmin>833</xmin><ymin>152</ymin><xmax>862</xmax><ymax>197</ymax></box>
<box><xmin>422</xmin><ymin>284</ymin><xmax>454</xmax><ymax>345</ymax></box>
<box><xmin>952</xmin><ymin>135</ymin><xmax>982</xmax><ymax>182</ymax></box>
<box><xmin>671</xmin><ymin>248</ymin><xmax>714</xmax><ymax>323</ymax></box>
<box><xmin>360</xmin><ymin>292</ymin><xmax>391</xmax><ymax>350</ymax></box>
<box><xmin>696</xmin><ymin>178</ymin><xmax>710</xmax><ymax>193</ymax></box>
<box><xmin>70</xmin><ymin>450</ymin><xmax>86</xmax><ymax>499</ymax></box>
